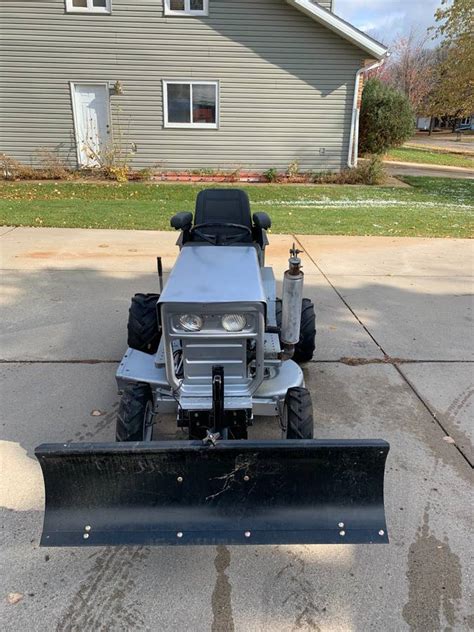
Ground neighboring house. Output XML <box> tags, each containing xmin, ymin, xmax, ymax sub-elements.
<box><xmin>0</xmin><ymin>0</ymin><xmax>387</xmax><ymax>172</ymax></box>
<box><xmin>416</xmin><ymin>115</ymin><xmax>474</xmax><ymax>132</ymax></box>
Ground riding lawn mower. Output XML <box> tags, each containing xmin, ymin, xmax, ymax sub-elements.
<box><xmin>36</xmin><ymin>189</ymin><xmax>389</xmax><ymax>546</ymax></box>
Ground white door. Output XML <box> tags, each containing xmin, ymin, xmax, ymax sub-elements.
<box><xmin>72</xmin><ymin>84</ymin><xmax>110</xmax><ymax>166</ymax></box>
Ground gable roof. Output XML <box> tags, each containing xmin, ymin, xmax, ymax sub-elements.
<box><xmin>286</xmin><ymin>0</ymin><xmax>388</xmax><ymax>60</ymax></box>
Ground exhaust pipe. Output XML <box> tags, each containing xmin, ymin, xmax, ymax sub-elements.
<box><xmin>281</xmin><ymin>245</ymin><xmax>304</xmax><ymax>360</ymax></box>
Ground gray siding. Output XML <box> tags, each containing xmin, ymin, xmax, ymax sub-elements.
<box><xmin>0</xmin><ymin>0</ymin><xmax>365</xmax><ymax>171</ymax></box>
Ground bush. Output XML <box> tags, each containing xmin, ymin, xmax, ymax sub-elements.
<box><xmin>263</xmin><ymin>167</ymin><xmax>278</xmax><ymax>182</ymax></box>
<box><xmin>286</xmin><ymin>160</ymin><xmax>300</xmax><ymax>179</ymax></box>
<box><xmin>1</xmin><ymin>152</ymin><xmax>73</xmax><ymax>180</ymax></box>
<box><xmin>130</xmin><ymin>168</ymin><xmax>153</xmax><ymax>181</ymax></box>
<box><xmin>35</xmin><ymin>148</ymin><xmax>72</xmax><ymax>180</ymax></box>
<box><xmin>350</xmin><ymin>155</ymin><xmax>386</xmax><ymax>185</ymax></box>
<box><xmin>312</xmin><ymin>156</ymin><xmax>386</xmax><ymax>185</ymax></box>
<box><xmin>359</xmin><ymin>78</ymin><xmax>415</xmax><ymax>155</ymax></box>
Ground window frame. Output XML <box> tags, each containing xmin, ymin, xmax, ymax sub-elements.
<box><xmin>164</xmin><ymin>0</ymin><xmax>209</xmax><ymax>17</ymax></box>
<box><xmin>65</xmin><ymin>0</ymin><xmax>112</xmax><ymax>14</ymax></box>
<box><xmin>163</xmin><ymin>80</ymin><xmax>219</xmax><ymax>130</ymax></box>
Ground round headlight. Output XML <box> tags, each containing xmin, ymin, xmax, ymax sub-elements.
<box><xmin>179</xmin><ymin>314</ymin><xmax>203</xmax><ymax>332</ymax></box>
<box><xmin>222</xmin><ymin>314</ymin><xmax>247</xmax><ymax>332</ymax></box>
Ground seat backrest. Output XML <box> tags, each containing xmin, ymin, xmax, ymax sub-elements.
<box><xmin>194</xmin><ymin>189</ymin><xmax>253</xmax><ymax>243</ymax></box>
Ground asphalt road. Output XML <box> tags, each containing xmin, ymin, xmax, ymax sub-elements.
<box><xmin>1</xmin><ymin>228</ymin><xmax>473</xmax><ymax>631</ymax></box>
<box><xmin>407</xmin><ymin>134</ymin><xmax>474</xmax><ymax>154</ymax></box>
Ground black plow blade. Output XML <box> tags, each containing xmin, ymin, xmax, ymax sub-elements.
<box><xmin>35</xmin><ymin>440</ymin><xmax>389</xmax><ymax>547</ymax></box>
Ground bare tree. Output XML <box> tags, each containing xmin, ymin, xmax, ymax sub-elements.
<box><xmin>377</xmin><ymin>29</ymin><xmax>437</xmax><ymax>113</ymax></box>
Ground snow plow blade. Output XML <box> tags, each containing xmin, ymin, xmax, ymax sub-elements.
<box><xmin>35</xmin><ymin>440</ymin><xmax>389</xmax><ymax>547</ymax></box>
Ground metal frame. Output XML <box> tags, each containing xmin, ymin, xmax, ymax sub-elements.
<box><xmin>116</xmin><ymin>345</ymin><xmax>304</xmax><ymax>418</ymax></box>
<box><xmin>160</xmin><ymin>304</ymin><xmax>265</xmax><ymax>395</ymax></box>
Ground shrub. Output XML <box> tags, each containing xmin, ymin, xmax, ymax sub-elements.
<box><xmin>286</xmin><ymin>160</ymin><xmax>300</xmax><ymax>179</ymax></box>
<box><xmin>103</xmin><ymin>165</ymin><xmax>130</xmax><ymax>182</ymax></box>
<box><xmin>1</xmin><ymin>154</ymin><xmax>35</xmax><ymax>180</ymax></box>
<box><xmin>359</xmin><ymin>78</ymin><xmax>415</xmax><ymax>155</ymax></box>
<box><xmin>1</xmin><ymin>152</ymin><xmax>73</xmax><ymax>180</ymax></box>
<box><xmin>350</xmin><ymin>155</ymin><xmax>386</xmax><ymax>185</ymax></box>
<box><xmin>263</xmin><ymin>167</ymin><xmax>278</xmax><ymax>182</ymax></box>
<box><xmin>312</xmin><ymin>156</ymin><xmax>386</xmax><ymax>185</ymax></box>
<box><xmin>35</xmin><ymin>148</ymin><xmax>72</xmax><ymax>180</ymax></box>
<box><xmin>229</xmin><ymin>167</ymin><xmax>241</xmax><ymax>182</ymax></box>
<box><xmin>131</xmin><ymin>168</ymin><xmax>153</xmax><ymax>181</ymax></box>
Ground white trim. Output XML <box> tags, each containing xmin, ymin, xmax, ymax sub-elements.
<box><xmin>70</xmin><ymin>81</ymin><xmax>112</xmax><ymax>167</ymax></box>
<box><xmin>65</xmin><ymin>0</ymin><xmax>111</xmax><ymax>14</ymax></box>
<box><xmin>286</xmin><ymin>0</ymin><xmax>388</xmax><ymax>60</ymax></box>
<box><xmin>163</xmin><ymin>80</ymin><xmax>219</xmax><ymax>129</ymax></box>
<box><xmin>164</xmin><ymin>0</ymin><xmax>209</xmax><ymax>17</ymax></box>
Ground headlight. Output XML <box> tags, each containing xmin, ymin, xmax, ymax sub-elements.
<box><xmin>222</xmin><ymin>314</ymin><xmax>247</xmax><ymax>332</ymax></box>
<box><xmin>178</xmin><ymin>314</ymin><xmax>203</xmax><ymax>332</ymax></box>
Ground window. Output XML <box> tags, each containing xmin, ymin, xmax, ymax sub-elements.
<box><xmin>65</xmin><ymin>0</ymin><xmax>111</xmax><ymax>13</ymax></box>
<box><xmin>164</xmin><ymin>0</ymin><xmax>209</xmax><ymax>16</ymax></box>
<box><xmin>163</xmin><ymin>81</ymin><xmax>219</xmax><ymax>129</ymax></box>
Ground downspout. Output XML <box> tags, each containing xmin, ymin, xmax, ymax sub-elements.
<box><xmin>347</xmin><ymin>56</ymin><xmax>388</xmax><ymax>168</ymax></box>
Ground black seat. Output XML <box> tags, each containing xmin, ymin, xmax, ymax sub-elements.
<box><xmin>193</xmin><ymin>189</ymin><xmax>253</xmax><ymax>243</ymax></box>
<box><xmin>170</xmin><ymin>189</ymin><xmax>271</xmax><ymax>248</ymax></box>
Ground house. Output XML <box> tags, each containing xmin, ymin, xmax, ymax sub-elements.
<box><xmin>0</xmin><ymin>0</ymin><xmax>387</xmax><ymax>173</ymax></box>
<box><xmin>416</xmin><ymin>115</ymin><xmax>474</xmax><ymax>133</ymax></box>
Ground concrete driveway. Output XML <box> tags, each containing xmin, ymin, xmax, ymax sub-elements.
<box><xmin>1</xmin><ymin>227</ymin><xmax>473</xmax><ymax>632</ymax></box>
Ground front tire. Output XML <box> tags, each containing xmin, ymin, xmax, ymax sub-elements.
<box><xmin>284</xmin><ymin>387</ymin><xmax>314</xmax><ymax>439</ymax></box>
<box><xmin>116</xmin><ymin>383</ymin><xmax>154</xmax><ymax>442</ymax></box>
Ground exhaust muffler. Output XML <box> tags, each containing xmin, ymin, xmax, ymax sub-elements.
<box><xmin>281</xmin><ymin>245</ymin><xmax>304</xmax><ymax>360</ymax></box>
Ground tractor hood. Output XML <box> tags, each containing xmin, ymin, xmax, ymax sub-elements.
<box><xmin>159</xmin><ymin>245</ymin><xmax>266</xmax><ymax>305</ymax></box>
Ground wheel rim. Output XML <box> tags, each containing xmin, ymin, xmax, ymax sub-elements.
<box><xmin>143</xmin><ymin>400</ymin><xmax>154</xmax><ymax>442</ymax></box>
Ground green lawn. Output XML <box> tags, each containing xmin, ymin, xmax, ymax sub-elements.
<box><xmin>386</xmin><ymin>147</ymin><xmax>474</xmax><ymax>169</ymax></box>
<box><xmin>0</xmin><ymin>177</ymin><xmax>473</xmax><ymax>238</ymax></box>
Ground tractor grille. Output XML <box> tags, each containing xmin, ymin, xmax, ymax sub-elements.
<box><xmin>182</xmin><ymin>337</ymin><xmax>248</xmax><ymax>385</ymax></box>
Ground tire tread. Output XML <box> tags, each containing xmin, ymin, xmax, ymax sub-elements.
<box><xmin>285</xmin><ymin>387</ymin><xmax>314</xmax><ymax>439</ymax></box>
<box><xmin>116</xmin><ymin>383</ymin><xmax>152</xmax><ymax>442</ymax></box>
<box><xmin>127</xmin><ymin>293</ymin><xmax>161</xmax><ymax>355</ymax></box>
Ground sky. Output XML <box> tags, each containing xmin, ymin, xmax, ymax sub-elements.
<box><xmin>334</xmin><ymin>0</ymin><xmax>442</xmax><ymax>44</ymax></box>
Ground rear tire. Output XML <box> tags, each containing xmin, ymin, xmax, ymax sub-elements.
<box><xmin>127</xmin><ymin>293</ymin><xmax>161</xmax><ymax>355</ymax></box>
<box><xmin>275</xmin><ymin>298</ymin><xmax>316</xmax><ymax>363</ymax></box>
<box><xmin>284</xmin><ymin>387</ymin><xmax>313</xmax><ymax>439</ymax></box>
<box><xmin>116</xmin><ymin>383</ymin><xmax>154</xmax><ymax>442</ymax></box>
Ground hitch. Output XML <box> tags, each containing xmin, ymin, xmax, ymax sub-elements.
<box><xmin>203</xmin><ymin>430</ymin><xmax>222</xmax><ymax>446</ymax></box>
<box><xmin>212</xmin><ymin>365</ymin><xmax>225</xmax><ymax>433</ymax></box>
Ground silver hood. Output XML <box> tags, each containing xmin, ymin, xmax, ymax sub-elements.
<box><xmin>159</xmin><ymin>245</ymin><xmax>266</xmax><ymax>305</ymax></box>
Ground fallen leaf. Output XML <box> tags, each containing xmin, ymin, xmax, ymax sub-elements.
<box><xmin>7</xmin><ymin>593</ymin><xmax>23</xmax><ymax>605</ymax></box>
<box><xmin>443</xmin><ymin>436</ymin><xmax>456</xmax><ymax>444</ymax></box>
